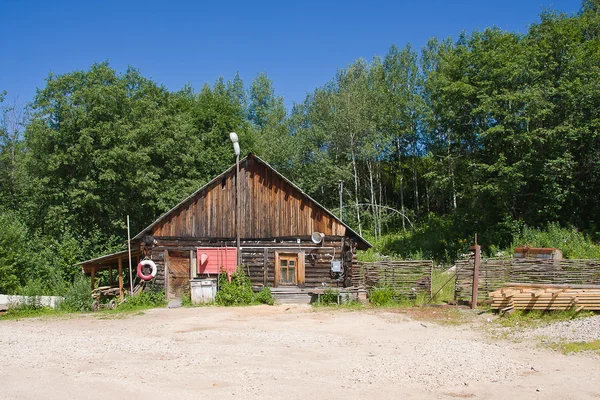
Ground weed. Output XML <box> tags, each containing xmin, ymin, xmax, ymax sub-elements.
<box><xmin>254</xmin><ymin>287</ymin><xmax>274</xmax><ymax>305</ymax></box>
<box><xmin>60</xmin><ymin>275</ymin><xmax>92</xmax><ymax>312</ymax></box>
<box><xmin>215</xmin><ymin>268</ymin><xmax>253</xmax><ymax>306</ymax></box>
<box><xmin>119</xmin><ymin>287</ymin><xmax>166</xmax><ymax>310</ymax></box>
<box><xmin>318</xmin><ymin>288</ymin><xmax>340</xmax><ymax>305</ymax></box>
<box><xmin>430</xmin><ymin>268</ymin><xmax>456</xmax><ymax>304</ymax></box>
<box><xmin>551</xmin><ymin>339</ymin><xmax>600</xmax><ymax>355</ymax></box>
<box><xmin>497</xmin><ymin>309</ymin><xmax>595</xmax><ymax>329</ymax></box>
<box><xmin>368</xmin><ymin>286</ymin><xmax>396</xmax><ymax>306</ymax></box>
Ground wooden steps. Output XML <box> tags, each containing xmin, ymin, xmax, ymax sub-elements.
<box><xmin>490</xmin><ymin>283</ymin><xmax>600</xmax><ymax>311</ymax></box>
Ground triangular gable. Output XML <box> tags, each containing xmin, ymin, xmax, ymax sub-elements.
<box><xmin>133</xmin><ymin>154</ymin><xmax>372</xmax><ymax>250</ymax></box>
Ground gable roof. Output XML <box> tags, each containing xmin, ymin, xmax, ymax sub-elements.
<box><xmin>133</xmin><ymin>153</ymin><xmax>372</xmax><ymax>249</ymax></box>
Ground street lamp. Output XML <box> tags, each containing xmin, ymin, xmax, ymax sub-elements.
<box><xmin>230</xmin><ymin>132</ymin><xmax>241</xmax><ymax>266</ymax></box>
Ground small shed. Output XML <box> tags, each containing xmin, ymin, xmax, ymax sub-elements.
<box><xmin>513</xmin><ymin>246</ymin><xmax>563</xmax><ymax>260</ymax></box>
<box><xmin>78</xmin><ymin>154</ymin><xmax>372</xmax><ymax>300</ymax></box>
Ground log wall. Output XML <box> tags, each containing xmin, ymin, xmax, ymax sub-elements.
<box><xmin>455</xmin><ymin>258</ymin><xmax>600</xmax><ymax>301</ymax></box>
<box><xmin>151</xmin><ymin>236</ymin><xmax>354</xmax><ymax>289</ymax></box>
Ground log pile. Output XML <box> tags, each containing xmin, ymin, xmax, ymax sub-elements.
<box><xmin>490</xmin><ymin>283</ymin><xmax>600</xmax><ymax>312</ymax></box>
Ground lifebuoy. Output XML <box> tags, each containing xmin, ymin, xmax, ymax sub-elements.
<box><xmin>137</xmin><ymin>259</ymin><xmax>157</xmax><ymax>281</ymax></box>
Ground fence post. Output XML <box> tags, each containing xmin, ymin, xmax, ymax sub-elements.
<box><xmin>471</xmin><ymin>235</ymin><xmax>481</xmax><ymax>309</ymax></box>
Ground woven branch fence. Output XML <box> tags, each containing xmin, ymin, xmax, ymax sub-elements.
<box><xmin>352</xmin><ymin>260</ymin><xmax>433</xmax><ymax>297</ymax></box>
<box><xmin>455</xmin><ymin>258</ymin><xmax>600</xmax><ymax>301</ymax></box>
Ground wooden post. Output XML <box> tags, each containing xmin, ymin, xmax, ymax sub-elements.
<box><xmin>127</xmin><ymin>215</ymin><xmax>134</xmax><ymax>295</ymax></box>
<box><xmin>471</xmin><ymin>234</ymin><xmax>481</xmax><ymax>309</ymax></box>
<box><xmin>165</xmin><ymin>250</ymin><xmax>170</xmax><ymax>298</ymax></box>
<box><xmin>236</xmin><ymin>154</ymin><xmax>241</xmax><ymax>266</ymax></box>
<box><xmin>118</xmin><ymin>257</ymin><xmax>124</xmax><ymax>301</ymax></box>
<box><xmin>189</xmin><ymin>249</ymin><xmax>195</xmax><ymax>280</ymax></box>
<box><xmin>91</xmin><ymin>267</ymin><xmax>96</xmax><ymax>291</ymax></box>
<box><xmin>109</xmin><ymin>265</ymin><xmax>113</xmax><ymax>285</ymax></box>
<box><xmin>263</xmin><ymin>248</ymin><xmax>268</xmax><ymax>286</ymax></box>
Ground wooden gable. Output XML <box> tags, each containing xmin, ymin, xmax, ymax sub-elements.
<box><xmin>134</xmin><ymin>154</ymin><xmax>370</xmax><ymax>249</ymax></box>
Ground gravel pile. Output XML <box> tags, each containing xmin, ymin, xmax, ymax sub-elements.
<box><xmin>514</xmin><ymin>315</ymin><xmax>600</xmax><ymax>343</ymax></box>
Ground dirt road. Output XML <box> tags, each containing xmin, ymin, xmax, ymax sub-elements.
<box><xmin>1</xmin><ymin>306</ymin><xmax>598</xmax><ymax>399</ymax></box>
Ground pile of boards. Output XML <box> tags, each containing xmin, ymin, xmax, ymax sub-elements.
<box><xmin>490</xmin><ymin>282</ymin><xmax>600</xmax><ymax>312</ymax></box>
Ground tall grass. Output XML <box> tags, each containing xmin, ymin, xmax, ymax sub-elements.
<box><xmin>510</xmin><ymin>223</ymin><xmax>600</xmax><ymax>259</ymax></box>
<box><xmin>430</xmin><ymin>267</ymin><xmax>456</xmax><ymax>304</ymax></box>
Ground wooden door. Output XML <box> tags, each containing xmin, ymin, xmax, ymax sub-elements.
<box><xmin>167</xmin><ymin>252</ymin><xmax>190</xmax><ymax>300</ymax></box>
<box><xmin>274</xmin><ymin>252</ymin><xmax>305</xmax><ymax>287</ymax></box>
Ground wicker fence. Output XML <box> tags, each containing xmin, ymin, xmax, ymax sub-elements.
<box><xmin>352</xmin><ymin>260</ymin><xmax>433</xmax><ymax>297</ymax></box>
<box><xmin>455</xmin><ymin>258</ymin><xmax>600</xmax><ymax>301</ymax></box>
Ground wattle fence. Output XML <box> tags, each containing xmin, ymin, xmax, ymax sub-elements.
<box><xmin>352</xmin><ymin>260</ymin><xmax>433</xmax><ymax>297</ymax></box>
<box><xmin>455</xmin><ymin>258</ymin><xmax>600</xmax><ymax>302</ymax></box>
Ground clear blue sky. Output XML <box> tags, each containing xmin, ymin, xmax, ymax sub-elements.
<box><xmin>1</xmin><ymin>0</ymin><xmax>581</xmax><ymax>109</ymax></box>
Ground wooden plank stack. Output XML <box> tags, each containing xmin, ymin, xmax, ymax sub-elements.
<box><xmin>490</xmin><ymin>283</ymin><xmax>600</xmax><ymax>311</ymax></box>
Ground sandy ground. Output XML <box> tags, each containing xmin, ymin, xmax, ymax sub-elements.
<box><xmin>1</xmin><ymin>305</ymin><xmax>599</xmax><ymax>400</ymax></box>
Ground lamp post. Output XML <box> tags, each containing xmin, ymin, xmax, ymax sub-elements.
<box><xmin>230</xmin><ymin>132</ymin><xmax>241</xmax><ymax>266</ymax></box>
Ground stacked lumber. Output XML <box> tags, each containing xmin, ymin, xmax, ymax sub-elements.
<box><xmin>490</xmin><ymin>283</ymin><xmax>600</xmax><ymax>311</ymax></box>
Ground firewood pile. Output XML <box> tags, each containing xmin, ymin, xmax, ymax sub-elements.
<box><xmin>490</xmin><ymin>283</ymin><xmax>600</xmax><ymax>312</ymax></box>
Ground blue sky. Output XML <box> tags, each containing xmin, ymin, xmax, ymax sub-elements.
<box><xmin>1</xmin><ymin>0</ymin><xmax>581</xmax><ymax>109</ymax></box>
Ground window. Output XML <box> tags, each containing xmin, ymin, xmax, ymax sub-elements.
<box><xmin>279</xmin><ymin>255</ymin><xmax>297</xmax><ymax>285</ymax></box>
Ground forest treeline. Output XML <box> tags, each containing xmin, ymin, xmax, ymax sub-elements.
<box><xmin>1</xmin><ymin>2</ymin><xmax>599</xmax><ymax>293</ymax></box>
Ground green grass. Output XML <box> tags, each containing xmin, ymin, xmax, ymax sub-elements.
<box><xmin>510</xmin><ymin>222</ymin><xmax>600</xmax><ymax>259</ymax></box>
<box><xmin>430</xmin><ymin>268</ymin><xmax>456</xmax><ymax>304</ymax></box>
<box><xmin>311</xmin><ymin>301</ymin><xmax>365</xmax><ymax>310</ymax></box>
<box><xmin>0</xmin><ymin>307</ymin><xmax>70</xmax><ymax>320</ymax></box>
<box><xmin>497</xmin><ymin>309</ymin><xmax>595</xmax><ymax>329</ymax></box>
<box><xmin>551</xmin><ymin>339</ymin><xmax>600</xmax><ymax>355</ymax></box>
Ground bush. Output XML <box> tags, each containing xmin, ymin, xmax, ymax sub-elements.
<box><xmin>320</xmin><ymin>288</ymin><xmax>340</xmax><ymax>305</ymax></box>
<box><xmin>121</xmin><ymin>287</ymin><xmax>166</xmax><ymax>309</ymax></box>
<box><xmin>60</xmin><ymin>275</ymin><xmax>92</xmax><ymax>312</ymax></box>
<box><xmin>216</xmin><ymin>268</ymin><xmax>254</xmax><ymax>306</ymax></box>
<box><xmin>369</xmin><ymin>286</ymin><xmax>396</xmax><ymax>306</ymax></box>
<box><xmin>510</xmin><ymin>223</ymin><xmax>600</xmax><ymax>259</ymax></box>
<box><xmin>254</xmin><ymin>286</ymin><xmax>274</xmax><ymax>305</ymax></box>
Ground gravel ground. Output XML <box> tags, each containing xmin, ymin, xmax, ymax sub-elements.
<box><xmin>1</xmin><ymin>306</ymin><xmax>599</xmax><ymax>399</ymax></box>
<box><xmin>513</xmin><ymin>315</ymin><xmax>600</xmax><ymax>343</ymax></box>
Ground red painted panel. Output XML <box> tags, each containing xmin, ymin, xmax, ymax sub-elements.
<box><xmin>197</xmin><ymin>248</ymin><xmax>238</xmax><ymax>275</ymax></box>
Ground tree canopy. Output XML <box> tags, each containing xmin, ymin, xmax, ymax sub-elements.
<box><xmin>1</xmin><ymin>2</ymin><xmax>599</xmax><ymax>293</ymax></box>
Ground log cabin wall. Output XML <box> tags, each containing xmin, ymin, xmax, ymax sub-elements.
<box><xmin>148</xmin><ymin>250</ymin><xmax>166</xmax><ymax>289</ymax></box>
<box><xmin>152</xmin><ymin>236</ymin><xmax>356</xmax><ymax>289</ymax></box>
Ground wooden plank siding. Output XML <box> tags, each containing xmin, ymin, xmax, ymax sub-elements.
<box><xmin>151</xmin><ymin>156</ymin><xmax>347</xmax><ymax>240</ymax></box>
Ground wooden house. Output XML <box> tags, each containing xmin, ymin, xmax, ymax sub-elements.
<box><xmin>78</xmin><ymin>154</ymin><xmax>372</xmax><ymax>301</ymax></box>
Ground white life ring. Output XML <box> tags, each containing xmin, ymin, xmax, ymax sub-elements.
<box><xmin>137</xmin><ymin>259</ymin><xmax>157</xmax><ymax>281</ymax></box>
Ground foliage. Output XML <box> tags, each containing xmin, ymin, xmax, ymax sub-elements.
<box><xmin>510</xmin><ymin>223</ymin><xmax>600</xmax><ymax>259</ymax></box>
<box><xmin>430</xmin><ymin>267</ymin><xmax>456</xmax><ymax>304</ymax></box>
<box><xmin>551</xmin><ymin>339</ymin><xmax>600</xmax><ymax>355</ymax></box>
<box><xmin>319</xmin><ymin>288</ymin><xmax>340</xmax><ymax>305</ymax></box>
<box><xmin>1</xmin><ymin>1</ymin><xmax>600</xmax><ymax>294</ymax></box>
<box><xmin>120</xmin><ymin>287</ymin><xmax>166</xmax><ymax>310</ymax></box>
<box><xmin>497</xmin><ymin>309</ymin><xmax>595</xmax><ymax>328</ymax></box>
<box><xmin>368</xmin><ymin>286</ymin><xmax>396</xmax><ymax>306</ymax></box>
<box><xmin>215</xmin><ymin>269</ymin><xmax>254</xmax><ymax>306</ymax></box>
<box><xmin>0</xmin><ymin>211</ymin><xmax>31</xmax><ymax>293</ymax></box>
<box><xmin>59</xmin><ymin>275</ymin><xmax>92</xmax><ymax>312</ymax></box>
<box><xmin>254</xmin><ymin>286</ymin><xmax>274</xmax><ymax>305</ymax></box>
